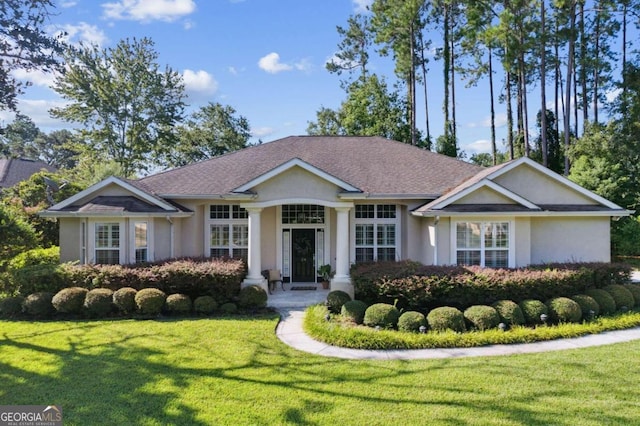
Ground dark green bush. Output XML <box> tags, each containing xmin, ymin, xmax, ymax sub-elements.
<box><xmin>194</xmin><ymin>296</ymin><xmax>217</xmax><ymax>315</ymax></box>
<box><xmin>84</xmin><ymin>288</ymin><xmax>114</xmax><ymax>318</ymax></box>
<box><xmin>491</xmin><ymin>300</ymin><xmax>525</xmax><ymax>326</ymax></box>
<box><xmin>624</xmin><ymin>284</ymin><xmax>640</xmax><ymax>306</ymax></box>
<box><xmin>12</xmin><ymin>264</ymin><xmax>67</xmax><ymax>296</ymax></box>
<box><xmin>397</xmin><ymin>311</ymin><xmax>427</xmax><ymax>332</ymax></box>
<box><xmin>238</xmin><ymin>285</ymin><xmax>267</xmax><ymax>309</ymax></box>
<box><xmin>52</xmin><ymin>287</ymin><xmax>88</xmax><ymax>314</ymax></box>
<box><xmin>341</xmin><ymin>300</ymin><xmax>367</xmax><ymax>324</ymax></box>
<box><xmin>546</xmin><ymin>297</ymin><xmax>582</xmax><ymax>323</ymax></box>
<box><xmin>220</xmin><ymin>302</ymin><xmax>238</xmax><ymax>314</ymax></box>
<box><xmin>363</xmin><ymin>303</ymin><xmax>400</xmax><ymax>329</ymax></box>
<box><xmin>585</xmin><ymin>289</ymin><xmax>616</xmax><ymax>315</ymax></box>
<box><xmin>518</xmin><ymin>299</ymin><xmax>548</xmax><ymax>325</ymax></box>
<box><xmin>603</xmin><ymin>285</ymin><xmax>635</xmax><ymax>309</ymax></box>
<box><xmin>426</xmin><ymin>306</ymin><xmax>466</xmax><ymax>332</ymax></box>
<box><xmin>570</xmin><ymin>294</ymin><xmax>600</xmax><ymax>319</ymax></box>
<box><xmin>165</xmin><ymin>294</ymin><xmax>192</xmax><ymax>314</ymax></box>
<box><xmin>0</xmin><ymin>295</ymin><xmax>25</xmax><ymax>317</ymax></box>
<box><xmin>326</xmin><ymin>290</ymin><xmax>352</xmax><ymax>314</ymax></box>
<box><xmin>22</xmin><ymin>292</ymin><xmax>54</xmax><ymax>317</ymax></box>
<box><xmin>135</xmin><ymin>288</ymin><xmax>167</xmax><ymax>316</ymax></box>
<box><xmin>113</xmin><ymin>287</ymin><xmax>137</xmax><ymax>314</ymax></box>
<box><xmin>7</xmin><ymin>246</ymin><xmax>59</xmax><ymax>271</ymax></box>
<box><xmin>463</xmin><ymin>305</ymin><xmax>501</xmax><ymax>331</ymax></box>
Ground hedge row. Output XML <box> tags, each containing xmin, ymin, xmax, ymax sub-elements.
<box><xmin>351</xmin><ymin>261</ymin><xmax>632</xmax><ymax>311</ymax></box>
<box><xmin>6</xmin><ymin>257</ymin><xmax>246</xmax><ymax>302</ymax></box>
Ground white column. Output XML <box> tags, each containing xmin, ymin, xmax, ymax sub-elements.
<box><xmin>242</xmin><ymin>207</ymin><xmax>267</xmax><ymax>290</ymax></box>
<box><xmin>332</xmin><ymin>206</ymin><xmax>354</xmax><ymax>297</ymax></box>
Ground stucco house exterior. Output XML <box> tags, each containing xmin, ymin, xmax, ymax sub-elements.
<box><xmin>41</xmin><ymin>136</ymin><xmax>630</xmax><ymax>297</ymax></box>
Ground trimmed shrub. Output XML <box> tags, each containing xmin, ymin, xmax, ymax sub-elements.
<box><xmin>220</xmin><ymin>302</ymin><xmax>238</xmax><ymax>314</ymax></box>
<box><xmin>165</xmin><ymin>294</ymin><xmax>192</xmax><ymax>315</ymax></box>
<box><xmin>624</xmin><ymin>284</ymin><xmax>640</xmax><ymax>306</ymax></box>
<box><xmin>397</xmin><ymin>311</ymin><xmax>427</xmax><ymax>332</ymax></box>
<box><xmin>585</xmin><ymin>289</ymin><xmax>616</xmax><ymax>315</ymax></box>
<box><xmin>341</xmin><ymin>300</ymin><xmax>368</xmax><ymax>324</ymax></box>
<box><xmin>135</xmin><ymin>288</ymin><xmax>167</xmax><ymax>316</ymax></box>
<box><xmin>0</xmin><ymin>295</ymin><xmax>25</xmax><ymax>317</ymax></box>
<box><xmin>570</xmin><ymin>294</ymin><xmax>600</xmax><ymax>319</ymax></box>
<box><xmin>519</xmin><ymin>299</ymin><xmax>548</xmax><ymax>325</ymax></box>
<box><xmin>12</xmin><ymin>264</ymin><xmax>67</xmax><ymax>296</ymax></box>
<box><xmin>84</xmin><ymin>288</ymin><xmax>114</xmax><ymax>318</ymax></box>
<box><xmin>427</xmin><ymin>306</ymin><xmax>466</xmax><ymax>333</ymax></box>
<box><xmin>546</xmin><ymin>297</ymin><xmax>582</xmax><ymax>323</ymax></box>
<box><xmin>363</xmin><ymin>303</ymin><xmax>400</xmax><ymax>329</ymax></box>
<box><xmin>113</xmin><ymin>287</ymin><xmax>137</xmax><ymax>314</ymax></box>
<box><xmin>238</xmin><ymin>285</ymin><xmax>267</xmax><ymax>309</ymax></box>
<box><xmin>194</xmin><ymin>296</ymin><xmax>217</xmax><ymax>315</ymax></box>
<box><xmin>326</xmin><ymin>290</ymin><xmax>352</xmax><ymax>314</ymax></box>
<box><xmin>463</xmin><ymin>305</ymin><xmax>501</xmax><ymax>331</ymax></box>
<box><xmin>603</xmin><ymin>285</ymin><xmax>635</xmax><ymax>309</ymax></box>
<box><xmin>491</xmin><ymin>300</ymin><xmax>525</xmax><ymax>326</ymax></box>
<box><xmin>52</xmin><ymin>287</ymin><xmax>88</xmax><ymax>314</ymax></box>
<box><xmin>22</xmin><ymin>292</ymin><xmax>54</xmax><ymax>317</ymax></box>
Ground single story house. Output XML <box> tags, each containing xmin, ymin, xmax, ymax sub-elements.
<box><xmin>41</xmin><ymin>136</ymin><xmax>630</xmax><ymax>297</ymax></box>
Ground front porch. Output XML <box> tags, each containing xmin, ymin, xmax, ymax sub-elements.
<box><xmin>266</xmin><ymin>283</ymin><xmax>330</xmax><ymax>308</ymax></box>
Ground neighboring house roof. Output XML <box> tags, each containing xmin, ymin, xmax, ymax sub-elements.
<box><xmin>0</xmin><ymin>158</ymin><xmax>56</xmax><ymax>188</ymax></box>
<box><xmin>136</xmin><ymin>136</ymin><xmax>484</xmax><ymax>198</ymax></box>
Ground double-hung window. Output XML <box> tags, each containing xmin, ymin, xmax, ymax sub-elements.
<box><xmin>134</xmin><ymin>222</ymin><xmax>149</xmax><ymax>263</ymax></box>
<box><xmin>455</xmin><ymin>221</ymin><xmax>510</xmax><ymax>268</ymax></box>
<box><xmin>353</xmin><ymin>204</ymin><xmax>399</xmax><ymax>263</ymax></box>
<box><xmin>208</xmin><ymin>205</ymin><xmax>248</xmax><ymax>260</ymax></box>
<box><xmin>95</xmin><ymin>222</ymin><xmax>120</xmax><ymax>264</ymax></box>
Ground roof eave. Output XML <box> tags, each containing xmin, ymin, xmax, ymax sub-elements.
<box><xmin>411</xmin><ymin>209</ymin><xmax>633</xmax><ymax>218</ymax></box>
<box><xmin>39</xmin><ymin>211</ymin><xmax>194</xmax><ymax>218</ymax></box>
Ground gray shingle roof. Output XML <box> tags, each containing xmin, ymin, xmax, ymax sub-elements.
<box><xmin>137</xmin><ymin>136</ymin><xmax>483</xmax><ymax>197</ymax></box>
<box><xmin>60</xmin><ymin>196</ymin><xmax>169</xmax><ymax>213</ymax></box>
<box><xmin>0</xmin><ymin>158</ymin><xmax>57</xmax><ymax>188</ymax></box>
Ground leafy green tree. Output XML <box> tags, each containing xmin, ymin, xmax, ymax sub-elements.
<box><xmin>0</xmin><ymin>203</ymin><xmax>38</xmax><ymax>269</ymax></box>
<box><xmin>38</xmin><ymin>130</ymin><xmax>83</xmax><ymax>169</ymax></box>
<box><xmin>469</xmin><ymin>152</ymin><xmax>508</xmax><ymax>167</ymax></box>
<box><xmin>51</xmin><ymin>37</ymin><xmax>186</xmax><ymax>176</ymax></box>
<box><xmin>169</xmin><ymin>102</ymin><xmax>251</xmax><ymax>167</ymax></box>
<box><xmin>326</xmin><ymin>14</ymin><xmax>372</xmax><ymax>86</ymax></box>
<box><xmin>532</xmin><ymin>109</ymin><xmax>563</xmax><ymax>174</ymax></box>
<box><xmin>1</xmin><ymin>114</ymin><xmax>44</xmax><ymax>159</ymax></box>
<box><xmin>0</xmin><ymin>0</ymin><xmax>65</xmax><ymax>111</ymax></box>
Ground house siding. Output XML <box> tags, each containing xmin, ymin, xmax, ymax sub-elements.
<box><xmin>59</xmin><ymin>218</ymin><xmax>81</xmax><ymax>263</ymax></box>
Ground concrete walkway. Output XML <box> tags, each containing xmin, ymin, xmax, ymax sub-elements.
<box><xmin>275</xmin><ymin>308</ymin><xmax>640</xmax><ymax>360</ymax></box>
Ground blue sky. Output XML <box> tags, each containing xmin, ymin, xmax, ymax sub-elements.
<box><xmin>4</xmin><ymin>0</ymin><xmax>621</xmax><ymax>158</ymax></box>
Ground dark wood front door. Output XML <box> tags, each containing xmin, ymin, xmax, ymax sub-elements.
<box><xmin>291</xmin><ymin>229</ymin><xmax>315</xmax><ymax>282</ymax></box>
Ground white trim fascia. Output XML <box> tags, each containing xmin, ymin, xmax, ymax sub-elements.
<box><xmin>157</xmin><ymin>193</ymin><xmax>258</xmax><ymax>200</ymax></box>
<box><xmin>232</xmin><ymin>158</ymin><xmax>361</xmax><ymax>193</ymax></box>
<box><xmin>412</xmin><ymin>210</ymin><xmax>632</xmax><ymax>218</ymax></box>
<box><xmin>426</xmin><ymin>179</ymin><xmax>540</xmax><ymax>211</ymax></box>
<box><xmin>47</xmin><ymin>176</ymin><xmax>178</xmax><ymax>212</ymax></box>
<box><xmin>338</xmin><ymin>192</ymin><xmax>438</xmax><ymax>200</ymax></box>
<box><xmin>40</xmin><ymin>211</ymin><xmax>193</xmax><ymax>218</ymax></box>
<box><xmin>240</xmin><ymin>198</ymin><xmax>354</xmax><ymax>210</ymax></box>
<box><xmin>487</xmin><ymin>157</ymin><xmax>624</xmax><ymax>210</ymax></box>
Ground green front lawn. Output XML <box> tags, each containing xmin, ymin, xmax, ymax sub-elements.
<box><xmin>1</xmin><ymin>315</ymin><xmax>640</xmax><ymax>425</ymax></box>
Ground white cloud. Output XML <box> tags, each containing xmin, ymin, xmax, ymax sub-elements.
<box><xmin>102</xmin><ymin>0</ymin><xmax>196</xmax><ymax>22</ymax></box>
<box><xmin>464</xmin><ymin>139</ymin><xmax>492</xmax><ymax>154</ymax></box>
<box><xmin>11</xmin><ymin>68</ymin><xmax>58</xmax><ymax>88</ymax></box>
<box><xmin>353</xmin><ymin>0</ymin><xmax>372</xmax><ymax>13</ymax></box>
<box><xmin>61</xmin><ymin>1</ymin><xmax>77</xmax><ymax>7</ymax></box>
<box><xmin>605</xmin><ymin>88</ymin><xmax>622</xmax><ymax>103</ymax></box>
<box><xmin>55</xmin><ymin>22</ymin><xmax>108</xmax><ymax>47</ymax></box>
<box><xmin>251</xmin><ymin>126</ymin><xmax>275</xmax><ymax>138</ymax></box>
<box><xmin>468</xmin><ymin>113</ymin><xmax>507</xmax><ymax>129</ymax></box>
<box><xmin>258</xmin><ymin>52</ymin><xmax>293</xmax><ymax>74</ymax></box>
<box><xmin>0</xmin><ymin>98</ymin><xmax>71</xmax><ymax>129</ymax></box>
<box><xmin>183</xmin><ymin>69</ymin><xmax>218</xmax><ymax>99</ymax></box>
<box><xmin>183</xmin><ymin>19</ymin><xmax>195</xmax><ymax>30</ymax></box>
<box><xmin>294</xmin><ymin>58</ymin><xmax>312</xmax><ymax>72</ymax></box>
<box><xmin>228</xmin><ymin>66</ymin><xmax>238</xmax><ymax>75</ymax></box>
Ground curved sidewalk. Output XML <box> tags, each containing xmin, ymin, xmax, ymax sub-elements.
<box><xmin>275</xmin><ymin>308</ymin><xmax>640</xmax><ymax>360</ymax></box>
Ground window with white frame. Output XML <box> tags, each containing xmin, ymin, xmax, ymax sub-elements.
<box><xmin>208</xmin><ymin>205</ymin><xmax>248</xmax><ymax>259</ymax></box>
<box><xmin>134</xmin><ymin>222</ymin><xmax>149</xmax><ymax>263</ymax></box>
<box><xmin>95</xmin><ymin>222</ymin><xmax>120</xmax><ymax>264</ymax></box>
<box><xmin>455</xmin><ymin>221</ymin><xmax>510</xmax><ymax>268</ymax></box>
<box><xmin>354</xmin><ymin>204</ymin><xmax>399</xmax><ymax>262</ymax></box>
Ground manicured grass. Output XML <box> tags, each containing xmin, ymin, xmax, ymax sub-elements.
<box><xmin>1</xmin><ymin>314</ymin><xmax>640</xmax><ymax>425</ymax></box>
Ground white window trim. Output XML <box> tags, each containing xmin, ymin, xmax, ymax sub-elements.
<box><xmin>450</xmin><ymin>218</ymin><xmax>515</xmax><ymax>268</ymax></box>
<box><xmin>130</xmin><ymin>220</ymin><xmax>154</xmax><ymax>263</ymax></box>
<box><xmin>350</xmin><ymin>203</ymin><xmax>401</xmax><ymax>263</ymax></box>
<box><xmin>205</xmin><ymin>204</ymin><xmax>249</xmax><ymax>258</ymax></box>
<box><xmin>88</xmin><ymin>218</ymin><xmax>126</xmax><ymax>265</ymax></box>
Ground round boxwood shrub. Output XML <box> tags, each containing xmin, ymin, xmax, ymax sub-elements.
<box><xmin>52</xmin><ymin>287</ymin><xmax>88</xmax><ymax>314</ymax></box>
<box><xmin>22</xmin><ymin>292</ymin><xmax>54</xmax><ymax>317</ymax></box>
<box><xmin>624</xmin><ymin>284</ymin><xmax>640</xmax><ymax>306</ymax></box>
<box><xmin>603</xmin><ymin>284</ymin><xmax>635</xmax><ymax>310</ymax></box>
<box><xmin>220</xmin><ymin>302</ymin><xmax>238</xmax><ymax>314</ymax></box>
<box><xmin>491</xmin><ymin>300</ymin><xmax>525</xmax><ymax>326</ymax></box>
<box><xmin>341</xmin><ymin>300</ymin><xmax>367</xmax><ymax>324</ymax></box>
<box><xmin>463</xmin><ymin>305</ymin><xmax>501</xmax><ymax>331</ymax></box>
<box><xmin>84</xmin><ymin>288</ymin><xmax>114</xmax><ymax>318</ymax></box>
<box><xmin>135</xmin><ymin>288</ymin><xmax>167</xmax><ymax>316</ymax></box>
<box><xmin>238</xmin><ymin>285</ymin><xmax>267</xmax><ymax>309</ymax></box>
<box><xmin>0</xmin><ymin>295</ymin><xmax>25</xmax><ymax>317</ymax></box>
<box><xmin>519</xmin><ymin>299</ymin><xmax>548</xmax><ymax>325</ymax></box>
<box><xmin>165</xmin><ymin>293</ymin><xmax>192</xmax><ymax>315</ymax></box>
<box><xmin>397</xmin><ymin>311</ymin><xmax>427</xmax><ymax>332</ymax></box>
<box><xmin>363</xmin><ymin>303</ymin><xmax>400</xmax><ymax>329</ymax></box>
<box><xmin>427</xmin><ymin>306</ymin><xmax>466</xmax><ymax>333</ymax></box>
<box><xmin>326</xmin><ymin>290</ymin><xmax>352</xmax><ymax>314</ymax></box>
<box><xmin>194</xmin><ymin>296</ymin><xmax>217</xmax><ymax>315</ymax></box>
<box><xmin>546</xmin><ymin>297</ymin><xmax>582</xmax><ymax>323</ymax></box>
<box><xmin>570</xmin><ymin>294</ymin><xmax>600</xmax><ymax>319</ymax></box>
<box><xmin>585</xmin><ymin>289</ymin><xmax>616</xmax><ymax>315</ymax></box>
<box><xmin>113</xmin><ymin>287</ymin><xmax>137</xmax><ymax>314</ymax></box>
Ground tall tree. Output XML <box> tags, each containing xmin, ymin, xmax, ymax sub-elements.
<box><xmin>0</xmin><ymin>113</ymin><xmax>43</xmax><ymax>159</ymax></box>
<box><xmin>51</xmin><ymin>37</ymin><xmax>186</xmax><ymax>177</ymax></box>
<box><xmin>326</xmin><ymin>14</ymin><xmax>372</xmax><ymax>86</ymax></box>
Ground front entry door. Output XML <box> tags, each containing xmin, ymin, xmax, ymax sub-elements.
<box><xmin>291</xmin><ymin>229</ymin><xmax>316</xmax><ymax>282</ymax></box>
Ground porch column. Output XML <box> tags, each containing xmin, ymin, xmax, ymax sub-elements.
<box><xmin>332</xmin><ymin>206</ymin><xmax>354</xmax><ymax>297</ymax></box>
<box><xmin>242</xmin><ymin>207</ymin><xmax>267</xmax><ymax>291</ymax></box>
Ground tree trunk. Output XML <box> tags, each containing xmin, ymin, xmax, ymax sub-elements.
<box><xmin>564</xmin><ymin>1</ymin><xmax>576</xmax><ymax>176</ymax></box>
<box><xmin>489</xmin><ymin>46</ymin><xmax>497</xmax><ymax>165</ymax></box>
<box><xmin>541</xmin><ymin>0</ymin><xmax>548</xmax><ymax>166</ymax></box>
<box><xmin>443</xmin><ymin>4</ymin><xmax>450</xmax><ymax>138</ymax></box>
<box><xmin>579</xmin><ymin>1</ymin><xmax>588</xmax><ymax>129</ymax></box>
<box><xmin>506</xmin><ymin>71</ymin><xmax>514</xmax><ymax>160</ymax></box>
<box><xmin>419</xmin><ymin>32</ymin><xmax>431</xmax><ymax>149</ymax></box>
<box><xmin>450</xmin><ymin>22</ymin><xmax>457</xmax><ymax>145</ymax></box>
<box><xmin>593</xmin><ymin>3</ymin><xmax>601</xmax><ymax>123</ymax></box>
<box><xmin>409</xmin><ymin>21</ymin><xmax>417</xmax><ymax>146</ymax></box>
